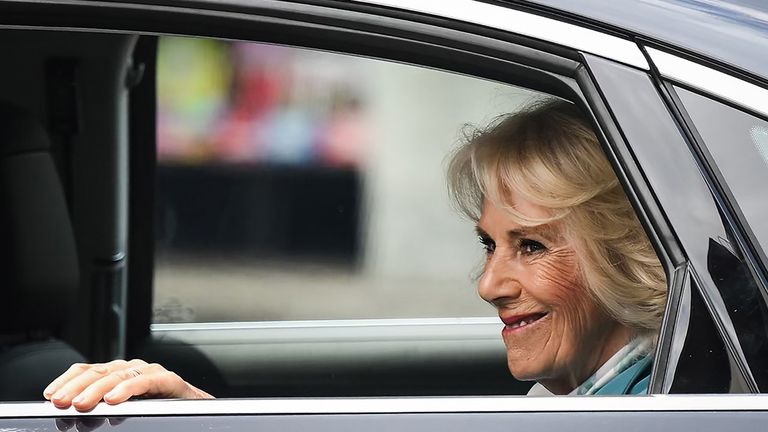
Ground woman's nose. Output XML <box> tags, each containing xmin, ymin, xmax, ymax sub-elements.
<box><xmin>477</xmin><ymin>252</ymin><xmax>522</xmax><ymax>304</ymax></box>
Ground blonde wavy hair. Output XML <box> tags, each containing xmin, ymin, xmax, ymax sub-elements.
<box><xmin>447</xmin><ymin>100</ymin><xmax>667</xmax><ymax>336</ymax></box>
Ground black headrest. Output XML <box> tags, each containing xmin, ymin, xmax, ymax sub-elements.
<box><xmin>0</xmin><ymin>101</ymin><xmax>79</xmax><ymax>334</ymax></box>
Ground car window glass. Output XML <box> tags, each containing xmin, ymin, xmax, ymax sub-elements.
<box><xmin>668</xmin><ymin>269</ymin><xmax>749</xmax><ymax>393</ymax></box>
<box><xmin>673</xmin><ymin>86</ymin><xmax>768</xmax><ymax>391</ymax></box>
<box><xmin>153</xmin><ymin>36</ymin><xmax>537</xmax><ymax>323</ymax></box>
<box><xmin>674</xmin><ymin>87</ymin><xmax>768</xmax><ymax>261</ymax></box>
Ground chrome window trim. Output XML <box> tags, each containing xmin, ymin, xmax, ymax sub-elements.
<box><xmin>662</xmin><ymin>267</ymin><xmax>693</xmax><ymax>393</ymax></box>
<box><xmin>4</xmin><ymin>395</ymin><xmax>768</xmax><ymax>418</ymax></box>
<box><xmin>151</xmin><ymin>317</ymin><xmax>499</xmax><ymax>332</ymax></box>
<box><xmin>648</xmin><ymin>48</ymin><xmax>768</xmax><ymax>119</ymax></box>
<box><xmin>649</xmin><ymin>264</ymin><xmax>688</xmax><ymax>393</ymax></box>
<box><xmin>351</xmin><ymin>0</ymin><xmax>649</xmax><ymax>70</ymax></box>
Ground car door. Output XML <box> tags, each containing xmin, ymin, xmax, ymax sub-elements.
<box><xmin>0</xmin><ymin>0</ymin><xmax>767</xmax><ymax>428</ymax></box>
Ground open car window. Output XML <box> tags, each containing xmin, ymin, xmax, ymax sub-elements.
<box><xmin>152</xmin><ymin>36</ymin><xmax>538</xmax><ymax>324</ymax></box>
<box><xmin>138</xmin><ymin>31</ymin><xmax>674</xmax><ymax>399</ymax></box>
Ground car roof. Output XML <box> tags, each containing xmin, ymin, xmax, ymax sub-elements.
<box><xmin>79</xmin><ymin>0</ymin><xmax>768</xmax><ymax>83</ymax></box>
<box><xmin>524</xmin><ymin>0</ymin><xmax>768</xmax><ymax>83</ymax></box>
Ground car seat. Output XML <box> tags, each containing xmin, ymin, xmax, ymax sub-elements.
<box><xmin>0</xmin><ymin>101</ymin><xmax>86</xmax><ymax>401</ymax></box>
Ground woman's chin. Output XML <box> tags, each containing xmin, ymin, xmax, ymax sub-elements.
<box><xmin>506</xmin><ymin>358</ymin><xmax>545</xmax><ymax>382</ymax></box>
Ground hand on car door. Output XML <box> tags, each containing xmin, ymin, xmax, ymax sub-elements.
<box><xmin>43</xmin><ymin>359</ymin><xmax>213</xmax><ymax>411</ymax></box>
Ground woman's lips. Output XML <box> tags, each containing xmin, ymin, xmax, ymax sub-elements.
<box><xmin>501</xmin><ymin>312</ymin><xmax>548</xmax><ymax>335</ymax></box>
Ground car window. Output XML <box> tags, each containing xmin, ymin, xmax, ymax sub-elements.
<box><xmin>674</xmin><ymin>87</ymin><xmax>768</xmax><ymax>262</ymax></box>
<box><xmin>673</xmin><ymin>86</ymin><xmax>768</xmax><ymax>390</ymax></box>
<box><xmin>668</xmin><ymin>268</ymin><xmax>750</xmax><ymax>393</ymax></box>
<box><xmin>136</xmin><ymin>31</ymin><xmax>675</xmax><ymax>400</ymax></box>
<box><xmin>152</xmin><ymin>36</ymin><xmax>536</xmax><ymax>323</ymax></box>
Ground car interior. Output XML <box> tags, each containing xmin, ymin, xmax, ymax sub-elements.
<box><xmin>0</xmin><ymin>96</ymin><xmax>86</xmax><ymax>400</ymax></box>
<box><xmin>0</xmin><ymin>30</ymin><xmax>135</xmax><ymax>401</ymax></box>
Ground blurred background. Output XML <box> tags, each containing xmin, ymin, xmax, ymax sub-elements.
<box><xmin>153</xmin><ymin>36</ymin><xmax>538</xmax><ymax>323</ymax></box>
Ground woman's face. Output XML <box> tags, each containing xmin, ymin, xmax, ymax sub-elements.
<box><xmin>476</xmin><ymin>193</ymin><xmax>630</xmax><ymax>394</ymax></box>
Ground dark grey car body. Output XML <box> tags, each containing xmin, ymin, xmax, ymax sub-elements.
<box><xmin>528</xmin><ymin>0</ymin><xmax>768</xmax><ymax>81</ymax></box>
<box><xmin>1</xmin><ymin>0</ymin><xmax>768</xmax><ymax>429</ymax></box>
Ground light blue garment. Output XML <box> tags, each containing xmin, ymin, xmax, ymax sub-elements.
<box><xmin>526</xmin><ymin>355</ymin><xmax>653</xmax><ymax>396</ymax></box>
<box><xmin>526</xmin><ymin>340</ymin><xmax>654</xmax><ymax>396</ymax></box>
<box><xmin>594</xmin><ymin>355</ymin><xmax>653</xmax><ymax>395</ymax></box>
<box><xmin>572</xmin><ymin>337</ymin><xmax>653</xmax><ymax>395</ymax></box>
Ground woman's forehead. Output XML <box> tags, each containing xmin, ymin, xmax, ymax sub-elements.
<box><xmin>480</xmin><ymin>195</ymin><xmax>552</xmax><ymax>224</ymax></box>
<box><xmin>477</xmin><ymin>201</ymin><xmax>563</xmax><ymax>242</ymax></box>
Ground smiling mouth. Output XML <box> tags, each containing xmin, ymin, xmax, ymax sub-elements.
<box><xmin>502</xmin><ymin>312</ymin><xmax>548</xmax><ymax>331</ymax></box>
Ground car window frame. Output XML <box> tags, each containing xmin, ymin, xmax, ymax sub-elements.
<box><xmin>0</xmin><ymin>0</ymin><xmax>712</xmax><ymax>414</ymax></box>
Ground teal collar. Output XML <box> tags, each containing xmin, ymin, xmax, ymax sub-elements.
<box><xmin>572</xmin><ymin>338</ymin><xmax>653</xmax><ymax>395</ymax></box>
<box><xmin>594</xmin><ymin>355</ymin><xmax>653</xmax><ymax>395</ymax></box>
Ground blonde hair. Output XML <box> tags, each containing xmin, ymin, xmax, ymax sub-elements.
<box><xmin>448</xmin><ymin>100</ymin><xmax>667</xmax><ymax>336</ymax></box>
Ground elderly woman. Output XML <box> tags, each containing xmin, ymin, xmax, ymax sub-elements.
<box><xmin>448</xmin><ymin>100</ymin><xmax>667</xmax><ymax>395</ymax></box>
<box><xmin>43</xmin><ymin>100</ymin><xmax>666</xmax><ymax>410</ymax></box>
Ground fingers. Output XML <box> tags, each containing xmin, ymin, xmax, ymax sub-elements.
<box><xmin>44</xmin><ymin>359</ymin><xmax>207</xmax><ymax>412</ymax></box>
<box><xmin>47</xmin><ymin>362</ymin><xmax>112</xmax><ymax>408</ymax></box>
<box><xmin>43</xmin><ymin>363</ymin><xmax>94</xmax><ymax>400</ymax></box>
<box><xmin>44</xmin><ymin>359</ymin><xmax>147</xmax><ymax>410</ymax></box>
<box><xmin>71</xmin><ymin>368</ymin><xmax>144</xmax><ymax>412</ymax></box>
<box><xmin>102</xmin><ymin>377</ymin><xmax>151</xmax><ymax>405</ymax></box>
<box><xmin>103</xmin><ymin>370</ymin><xmax>183</xmax><ymax>404</ymax></box>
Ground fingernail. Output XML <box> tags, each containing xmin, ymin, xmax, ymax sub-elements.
<box><xmin>52</xmin><ymin>392</ymin><xmax>67</xmax><ymax>402</ymax></box>
<box><xmin>104</xmin><ymin>391</ymin><xmax>115</xmax><ymax>400</ymax></box>
<box><xmin>43</xmin><ymin>386</ymin><xmax>54</xmax><ymax>397</ymax></box>
<box><xmin>72</xmin><ymin>395</ymin><xmax>84</xmax><ymax>404</ymax></box>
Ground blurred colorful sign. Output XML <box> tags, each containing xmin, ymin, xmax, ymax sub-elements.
<box><xmin>157</xmin><ymin>37</ymin><xmax>368</xmax><ymax>167</ymax></box>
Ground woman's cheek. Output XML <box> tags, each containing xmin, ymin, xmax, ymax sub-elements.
<box><xmin>530</xmin><ymin>248</ymin><xmax>580</xmax><ymax>300</ymax></box>
<box><xmin>531</xmin><ymin>250</ymin><xmax>593</xmax><ymax>334</ymax></box>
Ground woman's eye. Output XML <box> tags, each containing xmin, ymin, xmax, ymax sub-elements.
<box><xmin>479</xmin><ymin>236</ymin><xmax>495</xmax><ymax>254</ymax></box>
<box><xmin>519</xmin><ymin>239</ymin><xmax>546</xmax><ymax>255</ymax></box>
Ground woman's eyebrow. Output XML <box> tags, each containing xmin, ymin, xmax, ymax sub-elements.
<box><xmin>475</xmin><ymin>224</ymin><xmax>559</xmax><ymax>241</ymax></box>
<box><xmin>508</xmin><ymin>226</ymin><xmax>559</xmax><ymax>242</ymax></box>
<box><xmin>477</xmin><ymin>227</ymin><xmax>530</xmax><ymax>241</ymax></box>
<box><xmin>475</xmin><ymin>226</ymin><xmax>490</xmax><ymax>238</ymax></box>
